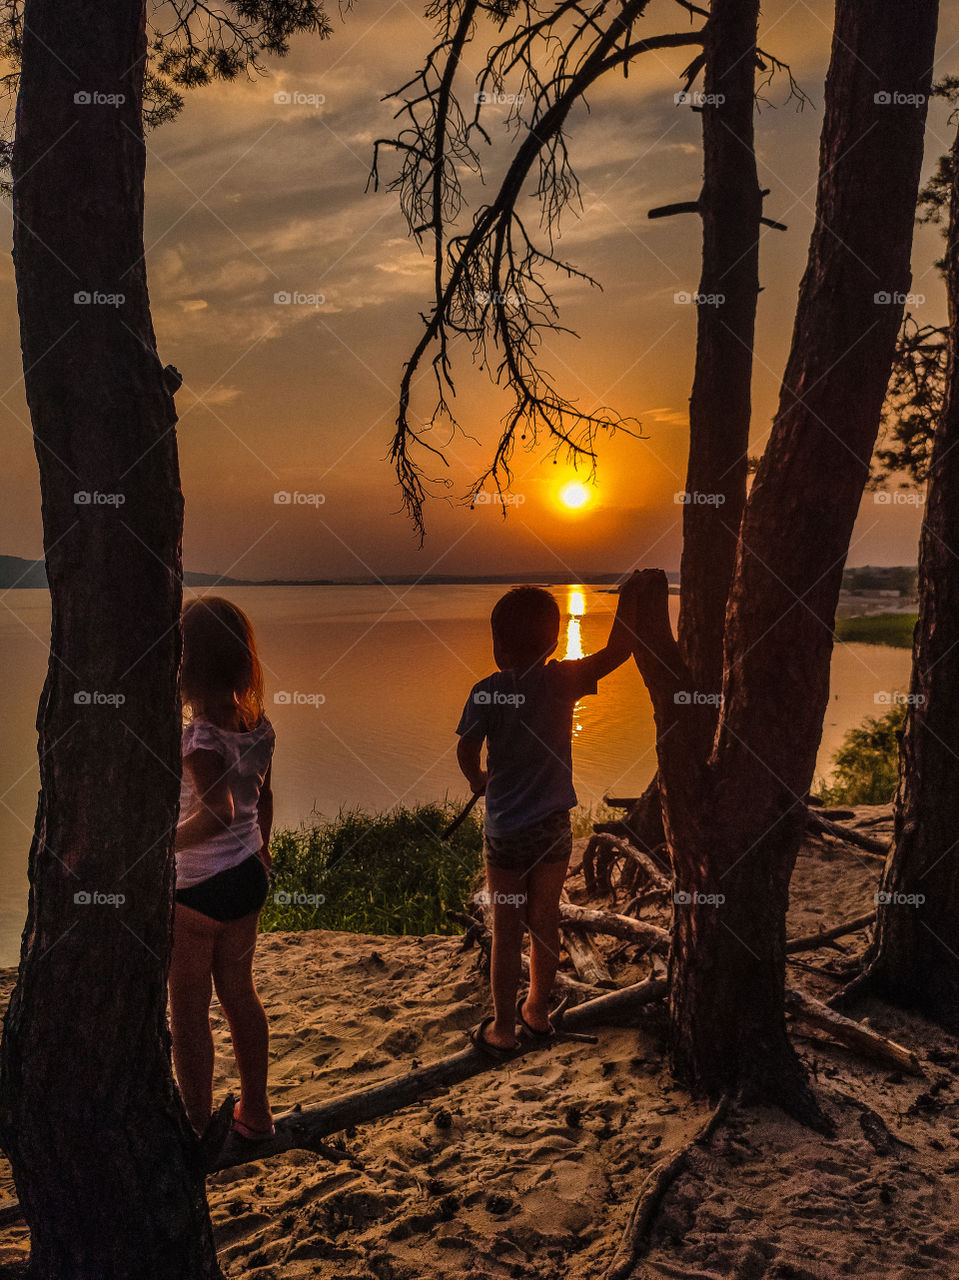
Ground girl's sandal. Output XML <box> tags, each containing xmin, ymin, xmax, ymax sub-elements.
<box><xmin>469</xmin><ymin>1015</ymin><xmax>519</xmax><ymax>1061</ymax></box>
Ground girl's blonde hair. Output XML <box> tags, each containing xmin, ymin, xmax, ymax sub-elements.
<box><xmin>181</xmin><ymin>596</ymin><xmax>264</xmax><ymax>730</ymax></box>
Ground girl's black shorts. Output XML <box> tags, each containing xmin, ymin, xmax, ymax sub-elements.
<box><xmin>175</xmin><ymin>854</ymin><xmax>269</xmax><ymax>922</ymax></box>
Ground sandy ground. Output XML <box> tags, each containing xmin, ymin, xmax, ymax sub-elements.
<box><xmin>3</xmin><ymin>806</ymin><xmax>959</xmax><ymax>1279</ymax></box>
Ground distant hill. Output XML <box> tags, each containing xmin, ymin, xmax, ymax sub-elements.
<box><xmin>0</xmin><ymin>557</ymin><xmax>675</xmax><ymax>589</ymax></box>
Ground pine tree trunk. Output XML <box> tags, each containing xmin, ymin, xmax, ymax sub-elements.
<box><xmin>846</xmin><ymin>122</ymin><xmax>959</xmax><ymax>1028</ymax></box>
<box><xmin>635</xmin><ymin>0</ymin><xmax>938</xmax><ymax>1119</ymax></box>
<box><xmin>0</xmin><ymin>1</ymin><xmax>221</xmax><ymax>1274</ymax></box>
<box><xmin>624</xmin><ymin>0</ymin><xmax>761</xmax><ymax>852</ymax></box>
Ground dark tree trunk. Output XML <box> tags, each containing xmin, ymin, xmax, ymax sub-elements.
<box><xmin>0</xmin><ymin>1</ymin><xmax>221</xmax><ymax>1275</ymax></box>
<box><xmin>635</xmin><ymin>0</ymin><xmax>938</xmax><ymax>1119</ymax></box>
<box><xmin>624</xmin><ymin>0</ymin><xmax>761</xmax><ymax>853</ymax></box>
<box><xmin>843</xmin><ymin>122</ymin><xmax>959</xmax><ymax>1029</ymax></box>
<box><xmin>677</xmin><ymin>0</ymin><xmax>761</xmax><ymax>706</ymax></box>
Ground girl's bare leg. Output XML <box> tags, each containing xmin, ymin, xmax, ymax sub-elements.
<box><xmin>212</xmin><ymin>910</ymin><xmax>272</xmax><ymax>1132</ymax></box>
<box><xmin>484</xmin><ymin>863</ymin><xmax>528</xmax><ymax>1049</ymax></box>
<box><xmin>523</xmin><ymin>855</ymin><xmax>571</xmax><ymax>1031</ymax></box>
<box><xmin>169</xmin><ymin>902</ymin><xmax>220</xmax><ymax>1132</ymax></box>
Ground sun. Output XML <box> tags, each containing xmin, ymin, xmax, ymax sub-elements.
<box><xmin>558</xmin><ymin>480</ymin><xmax>592</xmax><ymax>510</ymax></box>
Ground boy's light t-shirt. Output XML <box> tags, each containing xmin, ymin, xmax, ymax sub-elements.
<box><xmin>456</xmin><ymin>659</ymin><xmax>598</xmax><ymax>837</ymax></box>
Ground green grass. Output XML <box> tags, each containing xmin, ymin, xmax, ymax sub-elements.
<box><xmin>814</xmin><ymin>704</ymin><xmax>905</xmax><ymax>806</ymax></box>
<box><xmin>260</xmin><ymin>801</ymin><xmax>484</xmax><ymax>937</ymax></box>
<box><xmin>835</xmin><ymin>612</ymin><xmax>917</xmax><ymax>648</ymax></box>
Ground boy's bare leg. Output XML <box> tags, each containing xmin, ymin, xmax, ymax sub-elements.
<box><xmin>213</xmin><ymin>910</ymin><xmax>273</xmax><ymax>1133</ymax></box>
<box><xmin>485</xmin><ymin>863</ymin><xmax>528</xmax><ymax>1049</ymax></box>
<box><xmin>169</xmin><ymin>902</ymin><xmax>220</xmax><ymax>1132</ymax></box>
<box><xmin>523</xmin><ymin>856</ymin><xmax>571</xmax><ymax>1032</ymax></box>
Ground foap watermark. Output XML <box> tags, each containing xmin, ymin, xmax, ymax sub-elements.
<box><xmin>674</xmin><ymin>90</ymin><xmax>725</xmax><ymax>107</ymax></box>
<box><xmin>74</xmin><ymin>690</ymin><xmax>126</xmax><ymax>707</ymax></box>
<box><xmin>74</xmin><ymin>290</ymin><xmax>125</xmax><ymax>308</ymax></box>
<box><xmin>475</xmin><ymin>90</ymin><xmax>525</xmax><ymax>106</ymax></box>
<box><xmin>674</xmin><ymin>890</ymin><xmax>726</xmax><ymax>906</ymax></box>
<box><xmin>475</xmin><ymin>289</ymin><xmax>523</xmax><ymax>307</ymax></box>
<box><xmin>874</xmin><ymin>91</ymin><xmax>926</xmax><ymax>107</ymax></box>
<box><xmin>874</xmin><ymin>490</ymin><xmax>924</xmax><ymax>506</ymax></box>
<box><xmin>74</xmin><ymin>889</ymin><xmax>126</xmax><ymax>907</ymax></box>
<box><xmin>474</xmin><ymin>690</ymin><xmax>525</xmax><ymax>707</ymax></box>
<box><xmin>473</xmin><ymin>491</ymin><xmax>526</xmax><ymax>506</ymax></box>
<box><xmin>674</xmin><ymin>490</ymin><xmax>726</xmax><ymax>506</ymax></box>
<box><xmin>674</xmin><ymin>290</ymin><xmax>725</xmax><ymax>307</ymax></box>
<box><xmin>474</xmin><ymin>889</ymin><xmax>527</xmax><ymax>907</ymax></box>
<box><xmin>74</xmin><ymin>490</ymin><xmax>125</xmax><ymax>506</ymax></box>
<box><xmin>274</xmin><ymin>290</ymin><xmax>325</xmax><ymax>307</ymax></box>
<box><xmin>74</xmin><ymin>90</ymin><xmax>126</xmax><ymax>108</ymax></box>
<box><xmin>674</xmin><ymin>690</ymin><xmax>723</xmax><ymax>707</ymax></box>
<box><xmin>274</xmin><ymin>490</ymin><xmax>325</xmax><ymax>507</ymax></box>
<box><xmin>274</xmin><ymin>90</ymin><xmax>326</xmax><ymax>108</ymax></box>
<box><xmin>274</xmin><ymin>690</ymin><xmax>326</xmax><ymax>708</ymax></box>
<box><xmin>875</xmin><ymin>890</ymin><xmax>925</xmax><ymax>906</ymax></box>
<box><xmin>874</xmin><ymin>690</ymin><xmax>925</xmax><ymax>707</ymax></box>
<box><xmin>874</xmin><ymin>291</ymin><xmax>925</xmax><ymax>306</ymax></box>
<box><xmin>274</xmin><ymin>890</ymin><xmax>326</xmax><ymax>906</ymax></box>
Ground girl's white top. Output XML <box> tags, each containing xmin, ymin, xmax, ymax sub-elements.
<box><xmin>175</xmin><ymin>714</ymin><xmax>276</xmax><ymax>889</ymax></box>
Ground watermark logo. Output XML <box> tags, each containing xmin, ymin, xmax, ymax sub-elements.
<box><xmin>274</xmin><ymin>290</ymin><xmax>325</xmax><ymax>307</ymax></box>
<box><xmin>74</xmin><ymin>889</ymin><xmax>126</xmax><ymax>906</ymax></box>
<box><xmin>474</xmin><ymin>889</ymin><xmax>527</xmax><ymax>906</ymax></box>
<box><xmin>273</xmin><ymin>690</ymin><xmax>325</xmax><ymax>708</ymax></box>
<box><xmin>874</xmin><ymin>690</ymin><xmax>924</xmax><ymax>707</ymax></box>
<box><xmin>74</xmin><ymin>90</ymin><xmax>126</xmax><ymax>108</ymax></box>
<box><xmin>74</xmin><ymin>690</ymin><xmax>125</xmax><ymax>707</ymax></box>
<box><xmin>674</xmin><ymin>690</ymin><xmax>723</xmax><ymax>707</ymax></box>
<box><xmin>674</xmin><ymin>490</ymin><xmax>726</xmax><ymax>506</ymax></box>
<box><xmin>475</xmin><ymin>289</ymin><xmax>523</xmax><ymax>307</ymax></box>
<box><xmin>273</xmin><ymin>890</ymin><xmax>326</xmax><ymax>906</ymax></box>
<box><xmin>674</xmin><ymin>290</ymin><xmax>726</xmax><ymax>307</ymax></box>
<box><xmin>274</xmin><ymin>490</ymin><xmax>325</xmax><ymax>506</ymax></box>
<box><xmin>674</xmin><ymin>890</ymin><xmax>726</xmax><ymax>906</ymax></box>
<box><xmin>874</xmin><ymin>490</ymin><xmax>924</xmax><ymax>506</ymax></box>
<box><xmin>74</xmin><ymin>290</ymin><xmax>125</xmax><ymax>308</ymax></box>
<box><xmin>875</xmin><ymin>890</ymin><xmax>925</xmax><ymax>906</ymax></box>
<box><xmin>674</xmin><ymin>91</ymin><xmax>725</xmax><ymax>107</ymax></box>
<box><xmin>475</xmin><ymin>91</ymin><xmax>525</xmax><ymax>106</ymax></box>
<box><xmin>473</xmin><ymin>491</ymin><xmax>526</xmax><ymax>506</ymax></box>
<box><xmin>473</xmin><ymin>690</ymin><xmax>525</xmax><ymax>707</ymax></box>
<box><xmin>874</xmin><ymin>291</ymin><xmax>925</xmax><ymax>306</ymax></box>
<box><xmin>874</xmin><ymin>91</ymin><xmax>926</xmax><ymax>107</ymax></box>
<box><xmin>273</xmin><ymin>90</ymin><xmax>326</xmax><ymax>108</ymax></box>
<box><xmin>74</xmin><ymin>490</ymin><xmax>125</xmax><ymax>507</ymax></box>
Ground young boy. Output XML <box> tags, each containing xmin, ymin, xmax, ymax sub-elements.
<box><xmin>456</xmin><ymin>576</ymin><xmax>641</xmax><ymax>1057</ymax></box>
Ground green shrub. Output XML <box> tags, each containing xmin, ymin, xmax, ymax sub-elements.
<box><xmin>260</xmin><ymin>801</ymin><xmax>484</xmax><ymax>936</ymax></box>
<box><xmin>835</xmin><ymin>613</ymin><xmax>917</xmax><ymax>648</ymax></box>
<box><xmin>815</xmin><ymin>705</ymin><xmax>905</xmax><ymax>806</ymax></box>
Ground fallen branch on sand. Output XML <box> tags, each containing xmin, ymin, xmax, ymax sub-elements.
<box><xmin>785</xmin><ymin>986</ymin><xmax>925</xmax><ymax>1077</ymax></box>
<box><xmin>208</xmin><ymin>977</ymin><xmax>669</xmax><ymax>1172</ymax></box>
<box><xmin>805</xmin><ymin>810</ymin><xmax>889</xmax><ymax>858</ymax></box>
<box><xmin>561</xmin><ymin>891</ymin><xmax>616</xmax><ymax>987</ymax></box>
<box><xmin>785</xmin><ymin>911</ymin><xmax>876</xmax><ymax>954</ymax></box>
<box><xmin>603</xmin><ymin>1094</ymin><xmax>731</xmax><ymax>1280</ymax></box>
<box><xmin>583</xmin><ymin>831</ymin><xmax>671</xmax><ymax>896</ymax></box>
<box><xmin>559</xmin><ymin>902</ymin><xmax>671</xmax><ymax>953</ymax></box>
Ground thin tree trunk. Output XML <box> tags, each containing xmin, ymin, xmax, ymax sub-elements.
<box><xmin>840</xmin><ymin>122</ymin><xmax>959</xmax><ymax>1028</ymax></box>
<box><xmin>624</xmin><ymin>0</ymin><xmax>762</xmax><ymax>853</ymax></box>
<box><xmin>634</xmin><ymin>0</ymin><xmax>938</xmax><ymax>1119</ymax></box>
<box><xmin>0</xmin><ymin>1</ymin><xmax>220</xmax><ymax>1274</ymax></box>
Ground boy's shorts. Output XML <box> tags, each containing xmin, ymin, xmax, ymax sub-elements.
<box><xmin>484</xmin><ymin>808</ymin><xmax>572</xmax><ymax>874</ymax></box>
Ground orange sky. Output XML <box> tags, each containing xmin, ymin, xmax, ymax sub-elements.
<box><xmin>1</xmin><ymin>0</ymin><xmax>957</xmax><ymax>579</ymax></box>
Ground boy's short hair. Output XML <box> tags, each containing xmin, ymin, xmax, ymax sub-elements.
<box><xmin>491</xmin><ymin>586</ymin><xmax>560</xmax><ymax>667</ymax></box>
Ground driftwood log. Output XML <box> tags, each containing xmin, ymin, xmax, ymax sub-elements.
<box><xmin>805</xmin><ymin>810</ymin><xmax>889</xmax><ymax>858</ymax></box>
<box><xmin>785</xmin><ymin>912</ymin><xmax>876</xmax><ymax>954</ymax></box>
<box><xmin>560</xmin><ymin>891</ymin><xmax>615</xmax><ymax>988</ymax></box>
<box><xmin>785</xmin><ymin>986</ymin><xmax>925</xmax><ymax>1077</ymax></box>
<box><xmin>559</xmin><ymin>902</ymin><xmax>671</xmax><ymax>953</ymax></box>
<box><xmin>583</xmin><ymin>831</ymin><xmax>672</xmax><ymax>896</ymax></box>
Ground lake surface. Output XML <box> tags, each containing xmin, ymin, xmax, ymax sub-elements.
<box><xmin>0</xmin><ymin>584</ymin><xmax>911</xmax><ymax>967</ymax></box>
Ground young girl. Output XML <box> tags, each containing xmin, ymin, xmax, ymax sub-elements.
<box><xmin>169</xmin><ymin>596</ymin><xmax>276</xmax><ymax>1141</ymax></box>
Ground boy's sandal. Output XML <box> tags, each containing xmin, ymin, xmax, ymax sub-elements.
<box><xmin>232</xmin><ymin>1113</ymin><xmax>277</xmax><ymax>1143</ymax></box>
<box><xmin>469</xmin><ymin>1016</ymin><xmax>519</xmax><ymax>1061</ymax></box>
<box><xmin>516</xmin><ymin>995</ymin><xmax>557</xmax><ymax>1042</ymax></box>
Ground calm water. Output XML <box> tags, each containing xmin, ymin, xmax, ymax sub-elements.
<box><xmin>0</xmin><ymin>584</ymin><xmax>911</xmax><ymax>966</ymax></box>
